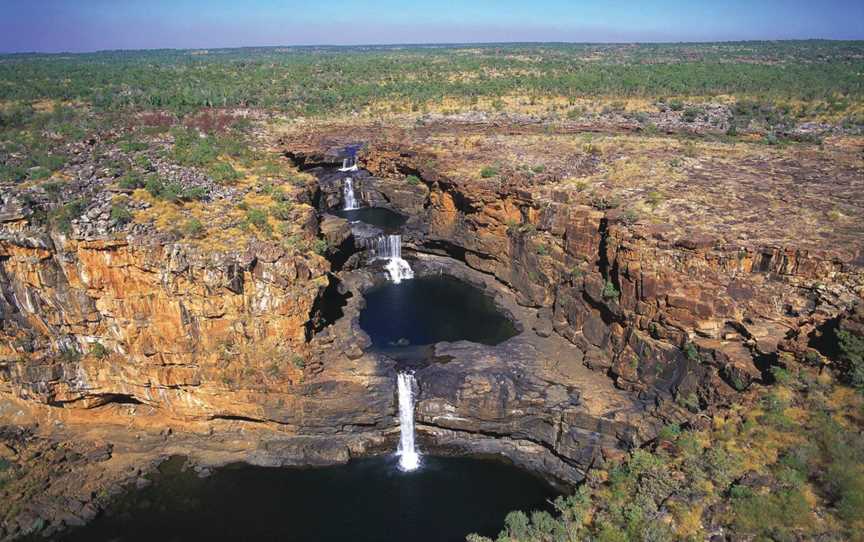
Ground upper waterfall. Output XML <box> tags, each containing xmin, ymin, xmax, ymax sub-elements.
<box><xmin>339</xmin><ymin>156</ymin><xmax>359</xmax><ymax>172</ymax></box>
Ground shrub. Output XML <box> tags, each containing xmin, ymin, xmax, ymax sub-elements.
<box><xmin>145</xmin><ymin>176</ymin><xmax>164</xmax><ymax>198</ymax></box>
<box><xmin>480</xmin><ymin>165</ymin><xmax>499</xmax><ymax>178</ymax></box>
<box><xmin>246</xmin><ymin>208</ymin><xmax>269</xmax><ymax>229</ymax></box>
<box><xmin>118</xmin><ymin>174</ymin><xmax>145</xmax><ymax>190</ymax></box>
<box><xmin>59</xmin><ymin>348</ymin><xmax>82</xmax><ymax>363</ymax></box>
<box><xmin>531</xmin><ymin>164</ymin><xmax>546</xmax><ymax>174</ymax></box>
<box><xmin>271</xmin><ymin>202</ymin><xmax>293</xmax><ymax>220</ymax></box>
<box><xmin>180</xmin><ymin>187</ymin><xmax>207</xmax><ymax>201</ymax></box>
<box><xmin>181</xmin><ymin>218</ymin><xmax>204</xmax><ymax>238</ymax></box>
<box><xmin>621</xmin><ymin>209</ymin><xmax>639</xmax><ymax>225</ymax></box>
<box><xmin>0</xmin><ymin>164</ymin><xmax>27</xmax><ymax>183</ymax></box>
<box><xmin>536</xmin><ymin>244</ymin><xmax>549</xmax><ymax>256</ymax></box>
<box><xmin>134</xmin><ymin>155</ymin><xmax>153</xmax><ymax>171</ymax></box>
<box><xmin>836</xmin><ymin>328</ymin><xmax>864</xmax><ymax>391</ymax></box>
<box><xmin>658</xmin><ymin>423</ymin><xmax>682</xmax><ymax>441</ymax></box>
<box><xmin>590</xmin><ymin>193</ymin><xmax>621</xmax><ymax>210</ymax></box>
<box><xmin>119</xmin><ymin>139</ymin><xmax>147</xmax><ymax>153</ymax></box>
<box><xmin>145</xmin><ymin>176</ymin><xmax>204</xmax><ymax>202</ymax></box>
<box><xmin>406</xmin><ymin>174</ymin><xmax>420</xmax><ymax>185</ymax></box>
<box><xmin>209</xmin><ymin>162</ymin><xmax>241</xmax><ymax>184</ymax></box>
<box><xmin>602</xmin><ymin>280</ymin><xmax>620</xmax><ymax>300</ymax></box>
<box><xmin>292</xmin><ymin>355</ymin><xmax>306</xmax><ymax>369</ymax></box>
<box><xmin>49</xmin><ymin>198</ymin><xmax>89</xmax><ymax>234</ymax></box>
<box><xmin>110</xmin><ymin>204</ymin><xmax>132</xmax><ymax>225</ymax></box>
<box><xmin>28</xmin><ymin>167</ymin><xmax>51</xmax><ymax>180</ymax></box>
<box><xmin>646</xmin><ymin>190</ymin><xmax>664</xmax><ymax>208</ymax></box>
<box><xmin>90</xmin><ymin>342</ymin><xmax>109</xmax><ymax>359</ymax></box>
<box><xmin>312</xmin><ymin>239</ymin><xmax>328</xmax><ymax>255</ymax></box>
<box><xmin>682</xmin><ymin>107</ymin><xmax>701</xmax><ymax>122</ymax></box>
<box><xmin>684</xmin><ymin>342</ymin><xmax>699</xmax><ymax>362</ymax></box>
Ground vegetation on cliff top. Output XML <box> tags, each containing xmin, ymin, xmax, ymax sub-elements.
<box><xmin>471</xmin><ymin>358</ymin><xmax>864</xmax><ymax>542</ymax></box>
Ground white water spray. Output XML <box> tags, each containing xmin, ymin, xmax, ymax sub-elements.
<box><xmin>339</xmin><ymin>157</ymin><xmax>359</xmax><ymax>172</ymax></box>
<box><xmin>396</xmin><ymin>372</ymin><xmax>420</xmax><ymax>471</ymax></box>
<box><xmin>343</xmin><ymin>177</ymin><xmax>359</xmax><ymax>210</ymax></box>
<box><xmin>372</xmin><ymin>235</ymin><xmax>414</xmax><ymax>284</ymax></box>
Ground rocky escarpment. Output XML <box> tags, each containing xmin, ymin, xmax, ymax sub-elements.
<box><xmin>333</xmin><ymin>141</ymin><xmax>862</xmax><ymax>416</ymax></box>
<box><xmin>1</xmin><ymin>120</ymin><xmax>862</xmax><ymax>537</ymax></box>
<box><xmin>0</xmin><ymin>221</ymin><xmax>393</xmax><ymax>433</ymax></box>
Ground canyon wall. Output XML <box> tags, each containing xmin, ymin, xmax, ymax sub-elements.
<box><xmin>0</xmin><ymin>220</ymin><xmax>393</xmax><ymax>432</ymax></box>
<box><xmin>361</xmin><ymin>144</ymin><xmax>863</xmax><ymax>412</ymax></box>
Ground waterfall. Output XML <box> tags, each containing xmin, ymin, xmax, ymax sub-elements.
<box><xmin>339</xmin><ymin>156</ymin><xmax>358</xmax><ymax>172</ymax></box>
<box><xmin>371</xmin><ymin>235</ymin><xmax>414</xmax><ymax>284</ymax></box>
<box><xmin>343</xmin><ymin>177</ymin><xmax>359</xmax><ymax>210</ymax></box>
<box><xmin>396</xmin><ymin>372</ymin><xmax>420</xmax><ymax>471</ymax></box>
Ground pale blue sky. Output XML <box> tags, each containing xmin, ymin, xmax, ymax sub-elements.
<box><xmin>2</xmin><ymin>0</ymin><xmax>862</xmax><ymax>53</ymax></box>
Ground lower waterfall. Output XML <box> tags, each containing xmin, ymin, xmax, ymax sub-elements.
<box><xmin>396</xmin><ymin>372</ymin><xmax>420</xmax><ymax>471</ymax></box>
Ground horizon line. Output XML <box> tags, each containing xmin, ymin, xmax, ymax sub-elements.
<box><xmin>2</xmin><ymin>37</ymin><xmax>862</xmax><ymax>57</ymax></box>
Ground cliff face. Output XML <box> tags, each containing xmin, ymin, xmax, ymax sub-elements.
<box><xmin>0</xmin><ymin>228</ymin><xmax>392</xmax><ymax>431</ymax></box>
<box><xmin>1</xmin><ymin>120</ymin><xmax>862</xmax><ymax>487</ymax></box>
<box><xmin>359</xmin><ymin>139</ymin><xmax>862</xmax><ymax>411</ymax></box>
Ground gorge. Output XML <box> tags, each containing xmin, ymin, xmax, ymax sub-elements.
<box><xmin>1</xmin><ymin>112</ymin><xmax>862</xmax><ymax>540</ymax></box>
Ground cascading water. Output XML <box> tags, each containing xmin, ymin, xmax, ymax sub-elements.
<box><xmin>339</xmin><ymin>156</ymin><xmax>359</xmax><ymax>172</ymax></box>
<box><xmin>372</xmin><ymin>235</ymin><xmax>414</xmax><ymax>284</ymax></box>
<box><xmin>343</xmin><ymin>177</ymin><xmax>359</xmax><ymax>210</ymax></box>
<box><xmin>396</xmin><ymin>372</ymin><xmax>420</xmax><ymax>471</ymax></box>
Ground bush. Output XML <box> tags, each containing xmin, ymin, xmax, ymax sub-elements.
<box><xmin>246</xmin><ymin>208</ymin><xmax>269</xmax><ymax>230</ymax></box>
<box><xmin>645</xmin><ymin>190</ymin><xmax>664</xmax><ymax>208</ymax></box>
<box><xmin>590</xmin><ymin>193</ymin><xmax>621</xmax><ymax>210</ymax></box>
<box><xmin>110</xmin><ymin>204</ymin><xmax>132</xmax><ymax>225</ymax></box>
<box><xmin>181</xmin><ymin>218</ymin><xmax>204</xmax><ymax>238</ymax></box>
<box><xmin>119</xmin><ymin>139</ymin><xmax>147</xmax><ymax>153</ymax></box>
<box><xmin>209</xmin><ymin>162</ymin><xmax>241</xmax><ymax>184</ymax></box>
<box><xmin>602</xmin><ymin>280</ymin><xmax>620</xmax><ymax>300</ymax></box>
<box><xmin>480</xmin><ymin>166</ymin><xmax>499</xmax><ymax>178</ymax></box>
<box><xmin>49</xmin><ymin>198</ymin><xmax>89</xmax><ymax>234</ymax></box>
<box><xmin>312</xmin><ymin>239</ymin><xmax>328</xmax><ymax>255</ymax></box>
<box><xmin>0</xmin><ymin>164</ymin><xmax>27</xmax><ymax>183</ymax></box>
<box><xmin>59</xmin><ymin>348</ymin><xmax>82</xmax><ymax>363</ymax></box>
<box><xmin>684</xmin><ymin>342</ymin><xmax>699</xmax><ymax>362</ymax></box>
<box><xmin>836</xmin><ymin>328</ymin><xmax>864</xmax><ymax>391</ymax></box>
<box><xmin>117</xmin><ymin>174</ymin><xmax>145</xmax><ymax>190</ymax></box>
<box><xmin>292</xmin><ymin>355</ymin><xmax>306</xmax><ymax>369</ymax></box>
<box><xmin>621</xmin><ymin>209</ymin><xmax>639</xmax><ymax>225</ymax></box>
<box><xmin>145</xmin><ymin>176</ymin><xmax>164</xmax><ymax>198</ymax></box>
<box><xmin>90</xmin><ymin>342</ymin><xmax>109</xmax><ymax>359</ymax></box>
<box><xmin>145</xmin><ymin>176</ymin><xmax>205</xmax><ymax>202</ymax></box>
<box><xmin>271</xmin><ymin>202</ymin><xmax>293</xmax><ymax>220</ymax></box>
<box><xmin>682</xmin><ymin>107</ymin><xmax>701</xmax><ymax>122</ymax></box>
<box><xmin>406</xmin><ymin>174</ymin><xmax>420</xmax><ymax>185</ymax></box>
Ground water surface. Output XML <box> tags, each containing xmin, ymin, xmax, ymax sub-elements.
<box><xmin>360</xmin><ymin>275</ymin><xmax>518</xmax><ymax>349</ymax></box>
<box><xmin>335</xmin><ymin>207</ymin><xmax>407</xmax><ymax>234</ymax></box>
<box><xmin>60</xmin><ymin>455</ymin><xmax>556</xmax><ymax>542</ymax></box>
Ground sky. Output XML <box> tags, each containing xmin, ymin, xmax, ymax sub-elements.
<box><xmin>1</xmin><ymin>0</ymin><xmax>863</xmax><ymax>53</ymax></box>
